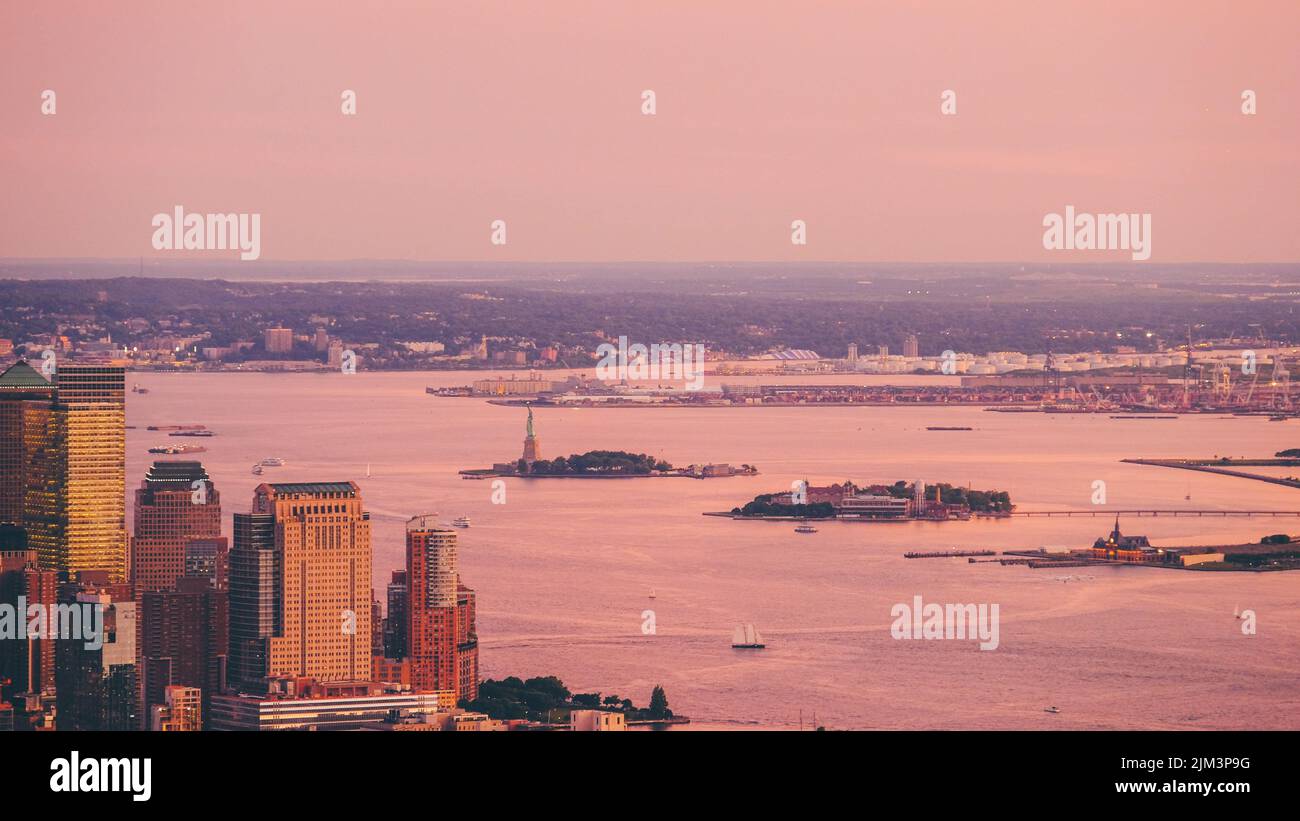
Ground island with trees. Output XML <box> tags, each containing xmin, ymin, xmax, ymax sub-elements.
<box><xmin>460</xmin><ymin>676</ymin><xmax>684</xmax><ymax>727</ymax></box>
<box><xmin>719</xmin><ymin>479</ymin><xmax>1013</xmax><ymax>521</ymax></box>
<box><xmin>460</xmin><ymin>450</ymin><xmax>757</xmax><ymax>479</ymax></box>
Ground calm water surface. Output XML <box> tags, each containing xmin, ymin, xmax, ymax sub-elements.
<box><xmin>127</xmin><ymin>371</ymin><xmax>1300</xmax><ymax>729</ymax></box>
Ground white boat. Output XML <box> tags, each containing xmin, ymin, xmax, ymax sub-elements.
<box><xmin>1044</xmin><ymin>706</ymin><xmax>1061</xmax><ymax>714</ymax></box>
<box><xmin>251</xmin><ymin>464</ymin><xmax>263</xmax><ymax>475</ymax></box>
<box><xmin>795</xmin><ymin>524</ymin><xmax>818</xmax><ymax>534</ymax></box>
<box><xmin>452</xmin><ymin>516</ymin><xmax>471</xmax><ymax>528</ymax></box>
<box><xmin>261</xmin><ymin>457</ymin><xmax>285</xmax><ymax>467</ymax></box>
<box><xmin>649</xmin><ymin>588</ymin><xmax>656</xmax><ymax>599</ymax></box>
<box><xmin>731</xmin><ymin>623</ymin><xmax>765</xmax><ymax>649</ymax></box>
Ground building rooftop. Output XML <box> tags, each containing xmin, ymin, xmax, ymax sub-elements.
<box><xmin>144</xmin><ymin>460</ymin><xmax>210</xmax><ymax>485</ymax></box>
<box><xmin>0</xmin><ymin>360</ymin><xmax>53</xmax><ymax>390</ymax></box>
<box><xmin>263</xmin><ymin>482</ymin><xmax>359</xmax><ymax>496</ymax></box>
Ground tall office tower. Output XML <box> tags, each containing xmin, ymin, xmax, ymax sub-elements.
<box><xmin>229</xmin><ymin>482</ymin><xmax>372</xmax><ymax>688</ymax></box>
<box><xmin>313</xmin><ymin>327</ymin><xmax>330</xmax><ymax>352</ymax></box>
<box><xmin>54</xmin><ymin>578</ymin><xmax>137</xmax><ymax>730</ymax></box>
<box><xmin>383</xmin><ymin>569</ymin><xmax>407</xmax><ymax>658</ymax></box>
<box><xmin>263</xmin><ymin>327</ymin><xmax>294</xmax><ymax>354</ymax></box>
<box><xmin>456</xmin><ymin>583</ymin><xmax>479</xmax><ymax>701</ymax></box>
<box><xmin>131</xmin><ymin>461</ymin><xmax>222</xmax><ymax>593</ymax></box>
<box><xmin>150</xmin><ymin>685</ymin><xmax>202</xmax><ymax>731</ymax></box>
<box><xmin>370</xmin><ymin>592</ymin><xmax>383</xmax><ymax>658</ymax></box>
<box><xmin>20</xmin><ymin>363</ymin><xmax>127</xmax><ymax>581</ymax></box>
<box><xmin>406</xmin><ymin>515</ymin><xmax>459</xmax><ymax>696</ymax></box>
<box><xmin>0</xmin><ymin>532</ymin><xmax>58</xmax><ymax>700</ymax></box>
<box><xmin>878</xmin><ymin>345</ymin><xmax>889</xmax><ymax>360</ymax></box>
<box><xmin>904</xmin><ymin>334</ymin><xmax>920</xmax><ymax>359</ymax></box>
<box><xmin>227</xmin><ymin>512</ymin><xmax>277</xmax><ymax>691</ymax></box>
<box><xmin>141</xmin><ymin>577</ymin><xmax>228</xmax><ymax>728</ymax></box>
<box><xmin>0</xmin><ymin>361</ymin><xmax>56</xmax><ymax>526</ymax></box>
<box><xmin>846</xmin><ymin>343</ymin><xmax>858</xmax><ymax>364</ymax></box>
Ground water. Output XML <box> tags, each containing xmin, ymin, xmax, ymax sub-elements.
<box><xmin>127</xmin><ymin>371</ymin><xmax>1300</xmax><ymax>729</ymax></box>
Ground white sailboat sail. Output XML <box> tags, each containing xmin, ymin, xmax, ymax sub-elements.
<box><xmin>733</xmin><ymin>625</ymin><xmax>747</xmax><ymax>645</ymax></box>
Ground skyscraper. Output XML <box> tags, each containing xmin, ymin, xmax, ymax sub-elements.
<box><xmin>54</xmin><ymin>577</ymin><xmax>137</xmax><ymax>730</ymax></box>
<box><xmin>0</xmin><ymin>532</ymin><xmax>58</xmax><ymax>700</ymax></box>
<box><xmin>141</xmin><ymin>577</ymin><xmax>228</xmax><ymax>728</ymax></box>
<box><xmin>228</xmin><ymin>482</ymin><xmax>372</xmax><ymax>690</ymax></box>
<box><xmin>227</xmin><ymin>512</ymin><xmax>277</xmax><ymax>691</ymax></box>
<box><xmin>0</xmin><ymin>361</ymin><xmax>128</xmax><ymax>582</ymax></box>
<box><xmin>406</xmin><ymin>515</ymin><xmax>477</xmax><ymax>701</ymax></box>
<box><xmin>0</xmin><ymin>361</ymin><xmax>55</xmax><ymax>527</ymax></box>
<box><xmin>383</xmin><ymin>569</ymin><xmax>407</xmax><ymax>658</ymax></box>
<box><xmin>131</xmin><ymin>460</ymin><xmax>222</xmax><ymax>593</ymax></box>
<box><xmin>406</xmin><ymin>516</ymin><xmax>457</xmax><ymax>695</ymax></box>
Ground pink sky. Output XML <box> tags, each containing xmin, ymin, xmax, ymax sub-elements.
<box><xmin>2</xmin><ymin>1</ymin><xmax>1297</xmax><ymax>263</ymax></box>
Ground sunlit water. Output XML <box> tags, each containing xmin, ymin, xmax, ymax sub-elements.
<box><xmin>126</xmin><ymin>371</ymin><xmax>1300</xmax><ymax>729</ymax></box>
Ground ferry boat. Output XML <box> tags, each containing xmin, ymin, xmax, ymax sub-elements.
<box><xmin>132</xmin><ymin>383</ymin><xmax>149</xmax><ymax>394</ymax></box>
<box><xmin>260</xmin><ymin>457</ymin><xmax>286</xmax><ymax>467</ymax></box>
<box><xmin>731</xmin><ymin>623</ymin><xmax>765</xmax><ymax>649</ymax></box>
<box><xmin>452</xmin><ymin>516</ymin><xmax>471</xmax><ymax>528</ymax></box>
<box><xmin>795</xmin><ymin>524</ymin><xmax>818</xmax><ymax>534</ymax></box>
<box><xmin>1044</xmin><ymin>706</ymin><xmax>1061</xmax><ymax>714</ymax></box>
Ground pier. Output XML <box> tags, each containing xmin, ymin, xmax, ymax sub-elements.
<box><xmin>1122</xmin><ymin>458</ymin><xmax>1300</xmax><ymax>490</ymax></box>
<box><xmin>904</xmin><ymin>550</ymin><xmax>997</xmax><ymax>558</ymax></box>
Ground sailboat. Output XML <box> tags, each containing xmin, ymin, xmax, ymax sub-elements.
<box><xmin>1233</xmin><ymin>604</ymin><xmax>1243</xmax><ymax>619</ymax></box>
<box><xmin>648</xmin><ymin>588</ymin><xmax>656</xmax><ymax>599</ymax></box>
<box><xmin>731</xmin><ymin>623</ymin><xmax>765</xmax><ymax>649</ymax></box>
<box><xmin>365</xmin><ymin>463</ymin><xmax>372</xmax><ymax>478</ymax></box>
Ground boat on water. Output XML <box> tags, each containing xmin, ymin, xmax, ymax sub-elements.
<box><xmin>148</xmin><ymin>444</ymin><xmax>207</xmax><ymax>454</ymax></box>
<box><xmin>649</xmin><ymin>588</ymin><xmax>656</xmax><ymax>599</ymax></box>
<box><xmin>926</xmin><ymin>426</ymin><xmax>973</xmax><ymax>431</ymax></box>
<box><xmin>452</xmin><ymin>516</ymin><xmax>471</xmax><ymax>528</ymax></box>
<box><xmin>731</xmin><ymin>623</ymin><xmax>765</xmax><ymax>649</ymax></box>
<box><xmin>251</xmin><ymin>464</ymin><xmax>264</xmax><ymax>475</ymax></box>
<box><xmin>1044</xmin><ymin>706</ymin><xmax>1061</xmax><ymax>714</ymax></box>
<box><xmin>132</xmin><ymin>383</ymin><xmax>149</xmax><ymax>394</ymax></box>
<box><xmin>261</xmin><ymin>457</ymin><xmax>286</xmax><ymax>467</ymax></box>
<box><xmin>795</xmin><ymin>524</ymin><xmax>818</xmax><ymax>534</ymax></box>
<box><xmin>170</xmin><ymin>430</ymin><xmax>215</xmax><ymax>437</ymax></box>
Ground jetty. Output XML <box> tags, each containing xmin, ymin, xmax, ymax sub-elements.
<box><xmin>904</xmin><ymin>549</ymin><xmax>996</xmax><ymax>559</ymax></box>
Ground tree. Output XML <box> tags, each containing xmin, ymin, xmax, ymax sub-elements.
<box><xmin>648</xmin><ymin>685</ymin><xmax>670</xmax><ymax>719</ymax></box>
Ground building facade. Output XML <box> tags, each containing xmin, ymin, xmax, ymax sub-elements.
<box><xmin>131</xmin><ymin>460</ymin><xmax>222</xmax><ymax>593</ymax></box>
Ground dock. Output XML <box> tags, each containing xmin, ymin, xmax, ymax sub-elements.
<box><xmin>904</xmin><ymin>550</ymin><xmax>997</xmax><ymax>558</ymax></box>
